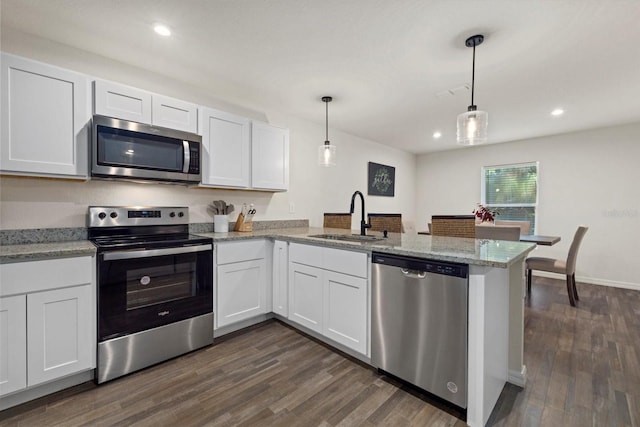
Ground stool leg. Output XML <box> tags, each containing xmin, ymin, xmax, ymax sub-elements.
<box><xmin>526</xmin><ymin>269</ymin><xmax>532</xmax><ymax>295</ymax></box>
<box><xmin>566</xmin><ymin>275</ymin><xmax>576</xmax><ymax>306</ymax></box>
<box><xmin>572</xmin><ymin>274</ymin><xmax>579</xmax><ymax>301</ymax></box>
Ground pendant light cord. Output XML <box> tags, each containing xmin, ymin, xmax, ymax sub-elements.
<box><xmin>471</xmin><ymin>43</ymin><xmax>476</xmax><ymax>107</ymax></box>
<box><xmin>325</xmin><ymin>99</ymin><xmax>329</xmax><ymax>143</ymax></box>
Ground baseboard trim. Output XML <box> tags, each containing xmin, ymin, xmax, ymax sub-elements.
<box><xmin>214</xmin><ymin>313</ymin><xmax>274</xmax><ymax>338</ymax></box>
<box><xmin>532</xmin><ymin>271</ymin><xmax>640</xmax><ymax>291</ymax></box>
<box><xmin>507</xmin><ymin>365</ymin><xmax>527</xmax><ymax>388</ymax></box>
<box><xmin>0</xmin><ymin>370</ymin><xmax>94</xmax><ymax>411</ymax></box>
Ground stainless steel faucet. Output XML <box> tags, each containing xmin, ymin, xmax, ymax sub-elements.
<box><xmin>350</xmin><ymin>190</ymin><xmax>371</xmax><ymax>236</ymax></box>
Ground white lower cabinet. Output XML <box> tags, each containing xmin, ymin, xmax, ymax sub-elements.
<box><xmin>215</xmin><ymin>240</ymin><xmax>268</xmax><ymax>329</ymax></box>
<box><xmin>272</xmin><ymin>240</ymin><xmax>289</xmax><ymax>317</ymax></box>
<box><xmin>0</xmin><ymin>256</ymin><xmax>95</xmax><ymax>398</ymax></box>
<box><xmin>287</xmin><ymin>243</ymin><xmax>369</xmax><ymax>355</ymax></box>
<box><xmin>323</xmin><ymin>271</ymin><xmax>367</xmax><ymax>355</ymax></box>
<box><xmin>217</xmin><ymin>260</ymin><xmax>267</xmax><ymax>328</ymax></box>
<box><xmin>288</xmin><ymin>262</ymin><xmax>323</xmax><ymax>333</ymax></box>
<box><xmin>0</xmin><ymin>295</ymin><xmax>27</xmax><ymax>396</ymax></box>
<box><xmin>26</xmin><ymin>285</ymin><xmax>93</xmax><ymax>387</ymax></box>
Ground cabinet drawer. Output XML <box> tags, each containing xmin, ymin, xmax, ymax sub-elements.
<box><xmin>323</xmin><ymin>247</ymin><xmax>368</xmax><ymax>278</ymax></box>
<box><xmin>289</xmin><ymin>243</ymin><xmax>323</xmax><ymax>267</ymax></box>
<box><xmin>217</xmin><ymin>240</ymin><xmax>266</xmax><ymax>265</ymax></box>
<box><xmin>0</xmin><ymin>257</ymin><xmax>93</xmax><ymax>297</ymax></box>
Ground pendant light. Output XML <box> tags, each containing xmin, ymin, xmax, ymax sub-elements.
<box><xmin>457</xmin><ymin>34</ymin><xmax>488</xmax><ymax>145</ymax></box>
<box><xmin>318</xmin><ymin>96</ymin><xmax>336</xmax><ymax>167</ymax></box>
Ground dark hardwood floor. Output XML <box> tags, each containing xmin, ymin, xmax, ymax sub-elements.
<box><xmin>1</xmin><ymin>277</ymin><xmax>639</xmax><ymax>427</ymax></box>
<box><xmin>490</xmin><ymin>276</ymin><xmax>640</xmax><ymax>427</ymax></box>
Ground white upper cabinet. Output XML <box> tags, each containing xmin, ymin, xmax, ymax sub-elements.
<box><xmin>152</xmin><ymin>94</ymin><xmax>198</xmax><ymax>133</ymax></box>
<box><xmin>198</xmin><ymin>109</ymin><xmax>289</xmax><ymax>191</ymax></box>
<box><xmin>251</xmin><ymin>121</ymin><xmax>289</xmax><ymax>191</ymax></box>
<box><xmin>199</xmin><ymin>107</ymin><xmax>251</xmax><ymax>188</ymax></box>
<box><xmin>93</xmin><ymin>80</ymin><xmax>152</xmax><ymax>124</ymax></box>
<box><xmin>1</xmin><ymin>53</ymin><xmax>90</xmax><ymax>178</ymax></box>
<box><xmin>93</xmin><ymin>80</ymin><xmax>198</xmax><ymax>133</ymax></box>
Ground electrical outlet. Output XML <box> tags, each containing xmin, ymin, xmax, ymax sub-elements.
<box><xmin>289</xmin><ymin>202</ymin><xmax>295</xmax><ymax>214</ymax></box>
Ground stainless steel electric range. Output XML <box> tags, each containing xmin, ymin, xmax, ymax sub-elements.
<box><xmin>88</xmin><ymin>206</ymin><xmax>213</xmax><ymax>383</ymax></box>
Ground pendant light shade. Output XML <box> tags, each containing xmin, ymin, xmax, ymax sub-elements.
<box><xmin>318</xmin><ymin>96</ymin><xmax>336</xmax><ymax>167</ymax></box>
<box><xmin>457</xmin><ymin>34</ymin><xmax>488</xmax><ymax>145</ymax></box>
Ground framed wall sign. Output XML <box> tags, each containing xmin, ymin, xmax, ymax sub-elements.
<box><xmin>368</xmin><ymin>162</ymin><xmax>395</xmax><ymax>197</ymax></box>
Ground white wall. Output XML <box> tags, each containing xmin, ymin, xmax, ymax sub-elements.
<box><xmin>416</xmin><ymin>122</ymin><xmax>640</xmax><ymax>290</ymax></box>
<box><xmin>0</xmin><ymin>29</ymin><xmax>416</xmax><ymax>231</ymax></box>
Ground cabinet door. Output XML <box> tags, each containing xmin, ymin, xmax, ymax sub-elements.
<box><xmin>288</xmin><ymin>262</ymin><xmax>323</xmax><ymax>333</ymax></box>
<box><xmin>27</xmin><ymin>284</ymin><xmax>94</xmax><ymax>387</ymax></box>
<box><xmin>199</xmin><ymin>107</ymin><xmax>250</xmax><ymax>188</ymax></box>
<box><xmin>152</xmin><ymin>94</ymin><xmax>198</xmax><ymax>133</ymax></box>
<box><xmin>251</xmin><ymin>121</ymin><xmax>289</xmax><ymax>191</ymax></box>
<box><xmin>323</xmin><ymin>271</ymin><xmax>367</xmax><ymax>354</ymax></box>
<box><xmin>217</xmin><ymin>259</ymin><xmax>266</xmax><ymax>328</ymax></box>
<box><xmin>0</xmin><ymin>295</ymin><xmax>27</xmax><ymax>397</ymax></box>
<box><xmin>93</xmin><ymin>80</ymin><xmax>152</xmax><ymax>124</ymax></box>
<box><xmin>272</xmin><ymin>241</ymin><xmax>289</xmax><ymax>317</ymax></box>
<box><xmin>1</xmin><ymin>53</ymin><xmax>90</xmax><ymax>178</ymax></box>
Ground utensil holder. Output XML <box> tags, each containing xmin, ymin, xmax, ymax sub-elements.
<box><xmin>213</xmin><ymin>215</ymin><xmax>229</xmax><ymax>233</ymax></box>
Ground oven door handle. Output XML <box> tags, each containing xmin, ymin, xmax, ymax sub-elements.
<box><xmin>102</xmin><ymin>244</ymin><xmax>212</xmax><ymax>261</ymax></box>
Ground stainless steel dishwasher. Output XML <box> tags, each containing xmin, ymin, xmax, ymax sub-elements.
<box><xmin>371</xmin><ymin>252</ymin><xmax>469</xmax><ymax>409</ymax></box>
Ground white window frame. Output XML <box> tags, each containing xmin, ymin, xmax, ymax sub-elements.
<box><xmin>481</xmin><ymin>161</ymin><xmax>539</xmax><ymax>233</ymax></box>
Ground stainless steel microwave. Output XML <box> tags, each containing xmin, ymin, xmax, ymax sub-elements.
<box><xmin>92</xmin><ymin>115</ymin><xmax>202</xmax><ymax>184</ymax></box>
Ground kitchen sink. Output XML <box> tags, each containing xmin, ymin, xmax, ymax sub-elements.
<box><xmin>308</xmin><ymin>233</ymin><xmax>385</xmax><ymax>242</ymax></box>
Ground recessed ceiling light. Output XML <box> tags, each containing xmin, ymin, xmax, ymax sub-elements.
<box><xmin>433</xmin><ymin>131</ymin><xmax>442</xmax><ymax>139</ymax></box>
<box><xmin>551</xmin><ymin>108</ymin><xmax>564</xmax><ymax>116</ymax></box>
<box><xmin>154</xmin><ymin>24</ymin><xmax>171</xmax><ymax>37</ymax></box>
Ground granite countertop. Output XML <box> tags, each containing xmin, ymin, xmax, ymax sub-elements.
<box><xmin>0</xmin><ymin>240</ymin><xmax>97</xmax><ymax>264</ymax></box>
<box><xmin>0</xmin><ymin>227</ymin><xmax>535</xmax><ymax>268</ymax></box>
<box><xmin>197</xmin><ymin>227</ymin><xmax>536</xmax><ymax>268</ymax></box>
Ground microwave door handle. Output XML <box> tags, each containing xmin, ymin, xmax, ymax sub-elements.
<box><xmin>103</xmin><ymin>244</ymin><xmax>212</xmax><ymax>261</ymax></box>
<box><xmin>183</xmin><ymin>140</ymin><xmax>190</xmax><ymax>173</ymax></box>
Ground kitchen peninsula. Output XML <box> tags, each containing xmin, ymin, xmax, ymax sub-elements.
<box><xmin>1</xmin><ymin>227</ymin><xmax>535</xmax><ymax>427</ymax></box>
<box><xmin>199</xmin><ymin>227</ymin><xmax>536</xmax><ymax>427</ymax></box>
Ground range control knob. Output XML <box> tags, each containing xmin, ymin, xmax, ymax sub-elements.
<box><xmin>178</xmin><ymin>212</ymin><xmax>185</xmax><ymax>218</ymax></box>
<box><xmin>98</xmin><ymin>212</ymin><xmax>107</xmax><ymax>220</ymax></box>
<box><xmin>110</xmin><ymin>212</ymin><xmax>118</xmax><ymax>219</ymax></box>
<box><xmin>170</xmin><ymin>212</ymin><xmax>176</xmax><ymax>218</ymax></box>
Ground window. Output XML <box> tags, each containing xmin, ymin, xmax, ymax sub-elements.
<box><xmin>482</xmin><ymin>162</ymin><xmax>538</xmax><ymax>233</ymax></box>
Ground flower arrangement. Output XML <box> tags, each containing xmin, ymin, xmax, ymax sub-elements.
<box><xmin>473</xmin><ymin>204</ymin><xmax>499</xmax><ymax>223</ymax></box>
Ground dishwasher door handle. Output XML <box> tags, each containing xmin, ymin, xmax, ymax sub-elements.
<box><xmin>400</xmin><ymin>268</ymin><xmax>427</xmax><ymax>279</ymax></box>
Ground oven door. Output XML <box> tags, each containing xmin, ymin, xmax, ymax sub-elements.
<box><xmin>97</xmin><ymin>243</ymin><xmax>213</xmax><ymax>342</ymax></box>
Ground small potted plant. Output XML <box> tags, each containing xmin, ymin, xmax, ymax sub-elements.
<box><xmin>473</xmin><ymin>204</ymin><xmax>499</xmax><ymax>223</ymax></box>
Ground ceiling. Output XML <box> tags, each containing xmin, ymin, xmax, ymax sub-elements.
<box><xmin>2</xmin><ymin>0</ymin><xmax>640</xmax><ymax>154</ymax></box>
